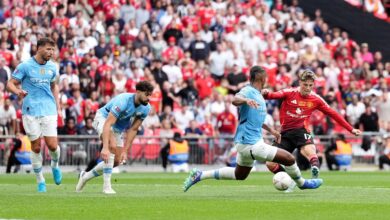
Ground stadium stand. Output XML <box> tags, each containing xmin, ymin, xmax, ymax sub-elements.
<box><xmin>0</xmin><ymin>0</ymin><xmax>389</xmax><ymax>168</ymax></box>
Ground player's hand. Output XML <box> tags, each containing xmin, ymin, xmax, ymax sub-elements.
<box><xmin>16</xmin><ymin>89</ymin><xmax>28</xmax><ymax>98</ymax></box>
<box><xmin>271</xmin><ymin>130</ymin><xmax>281</xmax><ymax>144</ymax></box>
<box><xmin>120</xmin><ymin>151</ymin><xmax>128</xmax><ymax>165</ymax></box>
<box><xmin>101</xmin><ymin>147</ymin><xmax>110</xmax><ymax>163</ymax></box>
<box><xmin>351</xmin><ymin>129</ymin><xmax>362</xmax><ymax>136</ymax></box>
<box><xmin>246</xmin><ymin>99</ymin><xmax>259</xmax><ymax>108</ymax></box>
<box><xmin>261</xmin><ymin>89</ymin><xmax>270</xmax><ymax>96</ymax></box>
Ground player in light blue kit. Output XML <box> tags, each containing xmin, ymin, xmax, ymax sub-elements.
<box><xmin>76</xmin><ymin>81</ymin><xmax>154</xmax><ymax>194</ymax></box>
<box><xmin>183</xmin><ymin>66</ymin><xmax>323</xmax><ymax>192</ymax></box>
<box><xmin>7</xmin><ymin>37</ymin><xmax>62</xmax><ymax>192</ymax></box>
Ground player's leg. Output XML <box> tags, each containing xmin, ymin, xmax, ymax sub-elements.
<box><xmin>76</xmin><ymin>131</ymin><xmax>117</xmax><ymax>193</ymax></box>
<box><xmin>272</xmin><ymin>147</ymin><xmax>322</xmax><ymax>190</ymax></box>
<box><xmin>42</xmin><ymin>115</ymin><xmax>62</xmax><ymax>185</ymax></box>
<box><xmin>183</xmin><ymin>143</ymin><xmax>252</xmax><ymax>192</ymax></box>
<box><xmin>266</xmin><ymin>134</ymin><xmax>294</xmax><ymax>174</ymax></box>
<box><xmin>300</xmin><ymin>144</ymin><xmax>320</xmax><ymax>178</ymax></box>
<box><xmin>23</xmin><ymin>115</ymin><xmax>46</xmax><ymax>192</ymax></box>
<box><xmin>77</xmin><ymin>113</ymin><xmax>107</xmax><ymax>192</ymax></box>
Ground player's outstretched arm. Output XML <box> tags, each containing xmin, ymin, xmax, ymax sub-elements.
<box><xmin>6</xmin><ymin>79</ymin><xmax>28</xmax><ymax>98</ymax></box>
<box><xmin>121</xmin><ymin>117</ymin><xmax>144</xmax><ymax>163</ymax></box>
<box><xmin>261</xmin><ymin>89</ymin><xmax>286</xmax><ymax>100</ymax></box>
<box><xmin>318</xmin><ymin>99</ymin><xmax>360</xmax><ymax>136</ymax></box>
<box><xmin>232</xmin><ymin>94</ymin><xmax>259</xmax><ymax>108</ymax></box>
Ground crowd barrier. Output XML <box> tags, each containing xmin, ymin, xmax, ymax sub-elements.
<box><xmin>0</xmin><ymin>133</ymin><xmax>388</xmax><ymax>168</ymax></box>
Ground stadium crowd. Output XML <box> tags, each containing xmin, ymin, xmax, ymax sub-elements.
<box><xmin>0</xmin><ymin>0</ymin><xmax>389</xmax><ymax>142</ymax></box>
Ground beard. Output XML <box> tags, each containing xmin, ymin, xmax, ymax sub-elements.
<box><xmin>42</xmin><ymin>55</ymin><xmax>51</xmax><ymax>61</ymax></box>
<box><xmin>140</xmin><ymin>100</ymin><xmax>149</xmax><ymax>106</ymax></box>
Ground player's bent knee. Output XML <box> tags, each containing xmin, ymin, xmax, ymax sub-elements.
<box><xmin>284</xmin><ymin>153</ymin><xmax>295</xmax><ymax>166</ymax></box>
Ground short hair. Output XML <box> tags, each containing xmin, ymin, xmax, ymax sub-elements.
<box><xmin>299</xmin><ymin>70</ymin><xmax>317</xmax><ymax>81</ymax></box>
<box><xmin>136</xmin><ymin>81</ymin><xmax>154</xmax><ymax>93</ymax></box>
<box><xmin>37</xmin><ymin>37</ymin><xmax>55</xmax><ymax>49</ymax></box>
<box><xmin>249</xmin><ymin>66</ymin><xmax>266</xmax><ymax>83</ymax></box>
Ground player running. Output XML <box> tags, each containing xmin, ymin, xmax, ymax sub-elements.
<box><xmin>183</xmin><ymin>66</ymin><xmax>323</xmax><ymax>192</ymax></box>
<box><xmin>76</xmin><ymin>81</ymin><xmax>153</xmax><ymax>194</ymax></box>
<box><xmin>262</xmin><ymin>69</ymin><xmax>361</xmax><ymax>178</ymax></box>
<box><xmin>7</xmin><ymin>37</ymin><xmax>62</xmax><ymax>192</ymax></box>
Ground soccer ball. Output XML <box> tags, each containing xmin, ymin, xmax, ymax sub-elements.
<box><xmin>272</xmin><ymin>172</ymin><xmax>293</xmax><ymax>191</ymax></box>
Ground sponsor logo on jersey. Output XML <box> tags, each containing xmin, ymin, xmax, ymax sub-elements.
<box><xmin>296</xmin><ymin>108</ymin><xmax>302</xmax><ymax>114</ymax></box>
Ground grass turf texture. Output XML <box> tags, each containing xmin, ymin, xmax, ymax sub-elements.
<box><xmin>0</xmin><ymin>172</ymin><xmax>389</xmax><ymax>220</ymax></box>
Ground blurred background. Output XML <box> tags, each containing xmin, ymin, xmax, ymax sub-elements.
<box><xmin>0</xmin><ymin>0</ymin><xmax>390</xmax><ymax>174</ymax></box>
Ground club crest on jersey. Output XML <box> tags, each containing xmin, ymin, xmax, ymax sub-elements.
<box><xmin>296</xmin><ymin>108</ymin><xmax>302</xmax><ymax>114</ymax></box>
<box><xmin>291</xmin><ymin>100</ymin><xmax>297</xmax><ymax>104</ymax></box>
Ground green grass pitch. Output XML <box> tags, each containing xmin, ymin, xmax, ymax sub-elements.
<box><xmin>0</xmin><ymin>171</ymin><xmax>389</xmax><ymax>220</ymax></box>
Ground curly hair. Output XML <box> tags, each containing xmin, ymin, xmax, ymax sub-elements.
<box><xmin>136</xmin><ymin>81</ymin><xmax>154</xmax><ymax>93</ymax></box>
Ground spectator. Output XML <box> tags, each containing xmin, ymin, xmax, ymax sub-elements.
<box><xmin>160</xmin><ymin>132</ymin><xmax>189</xmax><ymax>172</ymax></box>
<box><xmin>359</xmin><ymin>104</ymin><xmax>379</xmax><ymax>132</ymax></box>
<box><xmin>325</xmin><ymin>134</ymin><xmax>353</xmax><ymax>171</ymax></box>
<box><xmin>174</xmin><ymin>105</ymin><xmax>194</xmax><ymax>132</ymax></box>
<box><xmin>0</xmin><ymin>97</ymin><xmax>17</xmax><ymax>135</ymax></box>
<box><xmin>175</xmin><ymin>79</ymin><xmax>198</xmax><ymax>106</ymax></box>
<box><xmin>185</xmin><ymin>120</ymin><xmax>204</xmax><ymax>164</ymax></box>
<box><xmin>346</xmin><ymin>94</ymin><xmax>365</xmax><ymax>128</ymax></box>
<box><xmin>78</xmin><ymin>117</ymin><xmax>98</xmax><ymax>136</ymax></box>
<box><xmin>188</xmin><ymin>32</ymin><xmax>210</xmax><ymax>62</ymax></box>
<box><xmin>59</xmin><ymin>117</ymin><xmax>78</xmax><ymax>135</ymax></box>
<box><xmin>226</xmin><ymin>63</ymin><xmax>248</xmax><ymax>95</ymax></box>
<box><xmin>143</xmin><ymin>107</ymin><xmax>161</xmax><ymax>129</ymax></box>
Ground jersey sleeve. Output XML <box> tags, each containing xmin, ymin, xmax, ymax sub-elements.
<box><xmin>317</xmin><ymin>96</ymin><xmax>353</xmax><ymax>132</ymax></box>
<box><xmin>237</xmin><ymin>86</ymin><xmax>251</xmax><ymax>98</ymax></box>
<box><xmin>109</xmin><ymin>99</ymin><xmax>127</xmax><ymax>118</ymax></box>
<box><xmin>12</xmin><ymin>63</ymin><xmax>26</xmax><ymax>81</ymax></box>
<box><xmin>138</xmin><ymin>105</ymin><xmax>151</xmax><ymax>120</ymax></box>
<box><xmin>51</xmin><ymin>65</ymin><xmax>59</xmax><ymax>82</ymax></box>
<box><xmin>263</xmin><ymin>88</ymin><xmax>289</xmax><ymax>100</ymax></box>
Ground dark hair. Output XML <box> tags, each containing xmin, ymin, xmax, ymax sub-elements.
<box><xmin>249</xmin><ymin>66</ymin><xmax>266</xmax><ymax>83</ymax></box>
<box><xmin>136</xmin><ymin>81</ymin><xmax>154</xmax><ymax>93</ymax></box>
<box><xmin>37</xmin><ymin>37</ymin><xmax>55</xmax><ymax>49</ymax></box>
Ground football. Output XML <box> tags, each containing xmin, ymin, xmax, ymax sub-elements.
<box><xmin>272</xmin><ymin>172</ymin><xmax>293</xmax><ymax>191</ymax></box>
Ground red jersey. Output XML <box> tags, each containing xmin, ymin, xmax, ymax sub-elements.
<box><xmin>216</xmin><ymin>111</ymin><xmax>237</xmax><ymax>134</ymax></box>
<box><xmin>200</xmin><ymin>123</ymin><xmax>214</xmax><ymax>136</ymax></box>
<box><xmin>264</xmin><ymin>88</ymin><xmax>353</xmax><ymax>133</ymax></box>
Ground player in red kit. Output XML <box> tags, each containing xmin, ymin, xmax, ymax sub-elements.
<box><xmin>262</xmin><ymin>70</ymin><xmax>361</xmax><ymax>179</ymax></box>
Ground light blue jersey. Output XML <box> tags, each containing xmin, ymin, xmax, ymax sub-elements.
<box><xmin>234</xmin><ymin>85</ymin><xmax>267</xmax><ymax>145</ymax></box>
<box><xmin>12</xmin><ymin>57</ymin><xmax>58</xmax><ymax>116</ymax></box>
<box><xmin>99</xmin><ymin>93</ymin><xmax>150</xmax><ymax>132</ymax></box>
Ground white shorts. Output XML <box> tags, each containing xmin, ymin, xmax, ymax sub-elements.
<box><xmin>93</xmin><ymin>111</ymin><xmax>124</xmax><ymax>147</ymax></box>
<box><xmin>22</xmin><ymin>115</ymin><xmax>58</xmax><ymax>141</ymax></box>
<box><xmin>235</xmin><ymin>139</ymin><xmax>278</xmax><ymax>167</ymax></box>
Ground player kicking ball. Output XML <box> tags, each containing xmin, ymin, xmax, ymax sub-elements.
<box><xmin>262</xmin><ymin>69</ymin><xmax>361</xmax><ymax>180</ymax></box>
<box><xmin>7</xmin><ymin>37</ymin><xmax>62</xmax><ymax>192</ymax></box>
<box><xmin>76</xmin><ymin>81</ymin><xmax>153</xmax><ymax>194</ymax></box>
<box><xmin>183</xmin><ymin>66</ymin><xmax>323</xmax><ymax>192</ymax></box>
